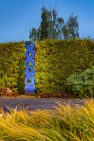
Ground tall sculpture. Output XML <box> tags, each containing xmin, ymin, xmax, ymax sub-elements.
<box><xmin>24</xmin><ymin>41</ymin><xmax>35</xmax><ymax>93</ymax></box>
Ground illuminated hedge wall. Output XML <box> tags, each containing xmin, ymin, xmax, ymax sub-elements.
<box><xmin>0</xmin><ymin>39</ymin><xmax>94</xmax><ymax>94</ymax></box>
<box><xmin>35</xmin><ymin>39</ymin><xmax>94</xmax><ymax>94</ymax></box>
<box><xmin>0</xmin><ymin>42</ymin><xmax>25</xmax><ymax>93</ymax></box>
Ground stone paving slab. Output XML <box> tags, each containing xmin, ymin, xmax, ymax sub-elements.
<box><xmin>0</xmin><ymin>97</ymin><xmax>84</xmax><ymax>111</ymax></box>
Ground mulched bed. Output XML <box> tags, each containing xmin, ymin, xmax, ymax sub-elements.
<box><xmin>0</xmin><ymin>88</ymin><xmax>75</xmax><ymax>98</ymax></box>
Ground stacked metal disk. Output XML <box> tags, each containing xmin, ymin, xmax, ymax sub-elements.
<box><xmin>24</xmin><ymin>41</ymin><xmax>35</xmax><ymax>93</ymax></box>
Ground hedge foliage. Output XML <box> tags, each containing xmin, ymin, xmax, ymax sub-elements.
<box><xmin>1</xmin><ymin>39</ymin><xmax>94</xmax><ymax>95</ymax></box>
<box><xmin>66</xmin><ymin>66</ymin><xmax>94</xmax><ymax>98</ymax></box>
<box><xmin>0</xmin><ymin>42</ymin><xmax>25</xmax><ymax>93</ymax></box>
<box><xmin>35</xmin><ymin>39</ymin><xmax>94</xmax><ymax>94</ymax></box>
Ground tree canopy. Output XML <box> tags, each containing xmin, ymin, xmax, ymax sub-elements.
<box><xmin>29</xmin><ymin>7</ymin><xmax>79</xmax><ymax>41</ymax></box>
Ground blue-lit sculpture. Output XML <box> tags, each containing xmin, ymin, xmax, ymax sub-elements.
<box><xmin>24</xmin><ymin>41</ymin><xmax>35</xmax><ymax>93</ymax></box>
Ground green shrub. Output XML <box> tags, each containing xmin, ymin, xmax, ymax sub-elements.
<box><xmin>67</xmin><ymin>66</ymin><xmax>94</xmax><ymax>98</ymax></box>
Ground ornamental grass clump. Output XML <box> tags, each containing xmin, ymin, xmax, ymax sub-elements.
<box><xmin>0</xmin><ymin>99</ymin><xmax>94</xmax><ymax>140</ymax></box>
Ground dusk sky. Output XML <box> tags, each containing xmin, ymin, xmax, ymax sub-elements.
<box><xmin>0</xmin><ymin>0</ymin><xmax>94</xmax><ymax>43</ymax></box>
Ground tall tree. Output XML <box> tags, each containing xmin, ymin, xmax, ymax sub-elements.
<box><xmin>62</xmin><ymin>14</ymin><xmax>79</xmax><ymax>39</ymax></box>
<box><xmin>57</xmin><ymin>17</ymin><xmax>64</xmax><ymax>39</ymax></box>
<box><xmin>40</xmin><ymin>7</ymin><xmax>49</xmax><ymax>40</ymax></box>
<box><xmin>47</xmin><ymin>9</ymin><xmax>58</xmax><ymax>39</ymax></box>
<box><xmin>36</xmin><ymin>27</ymin><xmax>41</xmax><ymax>41</ymax></box>
<box><xmin>67</xmin><ymin>14</ymin><xmax>79</xmax><ymax>39</ymax></box>
<box><xmin>29</xmin><ymin>28</ymin><xmax>37</xmax><ymax>41</ymax></box>
<box><xmin>29</xmin><ymin>8</ymin><xmax>64</xmax><ymax>40</ymax></box>
<box><xmin>62</xmin><ymin>24</ymin><xmax>69</xmax><ymax>39</ymax></box>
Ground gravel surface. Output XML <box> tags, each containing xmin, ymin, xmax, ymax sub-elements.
<box><xmin>0</xmin><ymin>97</ymin><xmax>84</xmax><ymax>111</ymax></box>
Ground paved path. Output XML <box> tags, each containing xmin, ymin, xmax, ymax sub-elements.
<box><xmin>0</xmin><ymin>97</ymin><xmax>84</xmax><ymax>111</ymax></box>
